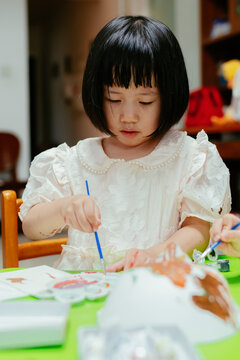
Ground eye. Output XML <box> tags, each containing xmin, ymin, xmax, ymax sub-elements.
<box><xmin>139</xmin><ymin>101</ymin><xmax>153</xmax><ymax>105</ymax></box>
<box><xmin>106</xmin><ymin>98</ymin><xmax>121</xmax><ymax>103</ymax></box>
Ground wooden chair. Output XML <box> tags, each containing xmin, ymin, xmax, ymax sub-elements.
<box><xmin>0</xmin><ymin>132</ymin><xmax>27</xmax><ymax>196</ymax></box>
<box><xmin>1</xmin><ymin>190</ymin><xmax>67</xmax><ymax>268</ymax></box>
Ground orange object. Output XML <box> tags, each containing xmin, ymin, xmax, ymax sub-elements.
<box><xmin>211</xmin><ymin>115</ymin><xmax>236</xmax><ymax>126</ymax></box>
<box><xmin>147</xmin><ymin>244</ymin><xmax>191</xmax><ymax>287</ymax></box>
<box><xmin>138</xmin><ymin>243</ymin><xmax>191</xmax><ymax>288</ymax></box>
<box><xmin>1</xmin><ymin>190</ymin><xmax>67</xmax><ymax>268</ymax></box>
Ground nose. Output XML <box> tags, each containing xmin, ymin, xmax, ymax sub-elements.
<box><xmin>120</xmin><ymin>102</ymin><xmax>139</xmax><ymax>123</ymax></box>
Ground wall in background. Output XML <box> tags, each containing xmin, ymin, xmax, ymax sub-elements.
<box><xmin>150</xmin><ymin>0</ymin><xmax>175</xmax><ymax>32</ymax></box>
<box><xmin>174</xmin><ymin>0</ymin><xmax>201</xmax><ymax>91</ymax></box>
<box><xmin>150</xmin><ymin>0</ymin><xmax>200</xmax><ymax>91</ymax></box>
<box><xmin>0</xmin><ymin>0</ymin><xmax>30</xmax><ymax>181</ymax></box>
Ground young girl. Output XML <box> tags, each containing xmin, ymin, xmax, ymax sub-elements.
<box><xmin>20</xmin><ymin>16</ymin><xmax>231</xmax><ymax>271</ymax></box>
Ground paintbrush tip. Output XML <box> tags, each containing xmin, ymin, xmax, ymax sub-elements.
<box><xmin>101</xmin><ymin>258</ymin><xmax>106</xmax><ymax>275</ymax></box>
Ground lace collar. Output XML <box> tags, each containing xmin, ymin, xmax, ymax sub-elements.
<box><xmin>77</xmin><ymin>130</ymin><xmax>187</xmax><ymax>174</ymax></box>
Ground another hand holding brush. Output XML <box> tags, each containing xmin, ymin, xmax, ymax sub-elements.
<box><xmin>210</xmin><ymin>214</ymin><xmax>240</xmax><ymax>257</ymax></box>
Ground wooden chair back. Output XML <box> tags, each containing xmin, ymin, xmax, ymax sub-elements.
<box><xmin>1</xmin><ymin>190</ymin><xmax>67</xmax><ymax>268</ymax></box>
<box><xmin>0</xmin><ymin>132</ymin><xmax>26</xmax><ymax>195</ymax></box>
<box><xmin>0</xmin><ymin>132</ymin><xmax>20</xmax><ymax>180</ymax></box>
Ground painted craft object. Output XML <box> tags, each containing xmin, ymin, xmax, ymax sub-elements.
<box><xmin>98</xmin><ymin>243</ymin><xmax>240</xmax><ymax>344</ymax></box>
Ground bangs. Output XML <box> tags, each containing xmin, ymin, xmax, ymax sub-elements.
<box><xmin>100</xmin><ymin>42</ymin><xmax>157</xmax><ymax>88</ymax></box>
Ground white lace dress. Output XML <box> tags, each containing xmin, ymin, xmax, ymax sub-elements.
<box><xmin>19</xmin><ymin>130</ymin><xmax>231</xmax><ymax>270</ymax></box>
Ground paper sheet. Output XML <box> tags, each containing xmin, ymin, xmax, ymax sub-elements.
<box><xmin>0</xmin><ymin>265</ymin><xmax>73</xmax><ymax>299</ymax></box>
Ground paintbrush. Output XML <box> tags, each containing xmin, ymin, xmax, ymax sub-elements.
<box><xmin>85</xmin><ymin>180</ymin><xmax>106</xmax><ymax>275</ymax></box>
<box><xmin>199</xmin><ymin>220</ymin><xmax>240</xmax><ymax>260</ymax></box>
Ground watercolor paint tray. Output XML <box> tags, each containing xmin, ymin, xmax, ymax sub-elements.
<box><xmin>37</xmin><ymin>272</ymin><xmax>120</xmax><ymax>303</ymax></box>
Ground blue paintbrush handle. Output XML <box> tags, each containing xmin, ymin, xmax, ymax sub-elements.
<box><xmin>94</xmin><ymin>231</ymin><xmax>103</xmax><ymax>259</ymax></box>
<box><xmin>85</xmin><ymin>180</ymin><xmax>103</xmax><ymax>260</ymax></box>
<box><xmin>210</xmin><ymin>239</ymin><xmax>222</xmax><ymax>251</ymax></box>
<box><xmin>232</xmin><ymin>221</ymin><xmax>240</xmax><ymax>230</ymax></box>
<box><xmin>85</xmin><ymin>180</ymin><xmax>90</xmax><ymax>196</ymax></box>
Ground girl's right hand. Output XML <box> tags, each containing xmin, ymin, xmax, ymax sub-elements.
<box><xmin>210</xmin><ymin>214</ymin><xmax>240</xmax><ymax>257</ymax></box>
<box><xmin>61</xmin><ymin>195</ymin><xmax>101</xmax><ymax>233</ymax></box>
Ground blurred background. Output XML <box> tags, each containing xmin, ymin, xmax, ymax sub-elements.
<box><xmin>0</xmin><ymin>0</ymin><xmax>201</xmax><ymax>181</ymax></box>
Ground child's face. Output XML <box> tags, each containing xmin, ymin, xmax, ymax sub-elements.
<box><xmin>103</xmin><ymin>82</ymin><xmax>161</xmax><ymax>147</ymax></box>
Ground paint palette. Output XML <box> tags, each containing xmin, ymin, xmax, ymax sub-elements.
<box><xmin>38</xmin><ymin>272</ymin><xmax>120</xmax><ymax>303</ymax></box>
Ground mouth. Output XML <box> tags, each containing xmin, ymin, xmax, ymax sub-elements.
<box><xmin>121</xmin><ymin>130</ymin><xmax>139</xmax><ymax>138</ymax></box>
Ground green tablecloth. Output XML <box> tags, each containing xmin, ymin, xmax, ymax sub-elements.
<box><xmin>198</xmin><ymin>256</ymin><xmax>240</xmax><ymax>360</ymax></box>
<box><xmin>1</xmin><ymin>257</ymin><xmax>240</xmax><ymax>360</ymax></box>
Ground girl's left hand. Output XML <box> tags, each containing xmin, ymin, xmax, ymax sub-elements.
<box><xmin>107</xmin><ymin>248</ymin><xmax>157</xmax><ymax>272</ymax></box>
<box><xmin>210</xmin><ymin>214</ymin><xmax>240</xmax><ymax>257</ymax></box>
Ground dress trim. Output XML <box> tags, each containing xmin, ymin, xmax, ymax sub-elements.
<box><xmin>77</xmin><ymin>131</ymin><xmax>187</xmax><ymax>174</ymax></box>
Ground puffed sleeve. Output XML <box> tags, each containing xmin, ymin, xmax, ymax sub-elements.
<box><xmin>179</xmin><ymin>131</ymin><xmax>231</xmax><ymax>226</ymax></box>
<box><xmin>19</xmin><ymin>143</ymin><xmax>73</xmax><ymax>221</ymax></box>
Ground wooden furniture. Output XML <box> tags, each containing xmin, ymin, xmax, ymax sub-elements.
<box><xmin>201</xmin><ymin>0</ymin><xmax>240</xmax><ymax>105</ymax></box>
<box><xmin>0</xmin><ymin>132</ymin><xmax>26</xmax><ymax>196</ymax></box>
<box><xmin>187</xmin><ymin>0</ymin><xmax>240</xmax><ymax>211</ymax></box>
<box><xmin>183</xmin><ymin>122</ymin><xmax>240</xmax><ymax>159</ymax></box>
<box><xmin>1</xmin><ymin>190</ymin><xmax>67</xmax><ymax>268</ymax></box>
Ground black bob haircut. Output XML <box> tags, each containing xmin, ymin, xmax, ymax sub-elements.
<box><xmin>82</xmin><ymin>16</ymin><xmax>189</xmax><ymax>138</ymax></box>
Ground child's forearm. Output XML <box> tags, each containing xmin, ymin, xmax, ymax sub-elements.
<box><xmin>148</xmin><ymin>217</ymin><xmax>210</xmax><ymax>258</ymax></box>
<box><xmin>22</xmin><ymin>194</ymin><xmax>101</xmax><ymax>239</ymax></box>
<box><xmin>163</xmin><ymin>221</ymin><xmax>209</xmax><ymax>256</ymax></box>
<box><xmin>107</xmin><ymin>217</ymin><xmax>210</xmax><ymax>272</ymax></box>
<box><xmin>22</xmin><ymin>198</ymin><xmax>69</xmax><ymax>239</ymax></box>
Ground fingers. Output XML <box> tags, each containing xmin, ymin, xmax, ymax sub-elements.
<box><xmin>129</xmin><ymin>250</ymin><xmax>140</xmax><ymax>268</ymax></box>
<box><xmin>210</xmin><ymin>215</ymin><xmax>240</xmax><ymax>257</ymax></box>
<box><xmin>64</xmin><ymin>195</ymin><xmax>101</xmax><ymax>233</ymax></box>
<box><xmin>106</xmin><ymin>250</ymin><xmax>140</xmax><ymax>272</ymax></box>
<box><xmin>123</xmin><ymin>250</ymin><xmax>138</xmax><ymax>270</ymax></box>
<box><xmin>218</xmin><ymin>241</ymin><xmax>240</xmax><ymax>257</ymax></box>
<box><xmin>83</xmin><ymin>199</ymin><xmax>101</xmax><ymax>232</ymax></box>
<box><xmin>210</xmin><ymin>214</ymin><xmax>239</xmax><ymax>242</ymax></box>
<box><xmin>74</xmin><ymin>203</ymin><xmax>94</xmax><ymax>232</ymax></box>
<box><xmin>221</xmin><ymin>214</ymin><xmax>240</xmax><ymax>230</ymax></box>
<box><xmin>107</xmin><ymin>259</ymin><xmax>125</xmax><ymax>272</ymax></box>
<box><xmin>221</xmin><ymin>230</ymin><xmax>240</xmax><ymax>243</ymax></box>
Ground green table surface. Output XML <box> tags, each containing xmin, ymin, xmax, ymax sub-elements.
<box><xmin>1</xmin><ymin>257</ymin><xmax>240</xmax><ymax>360</ymax></box>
